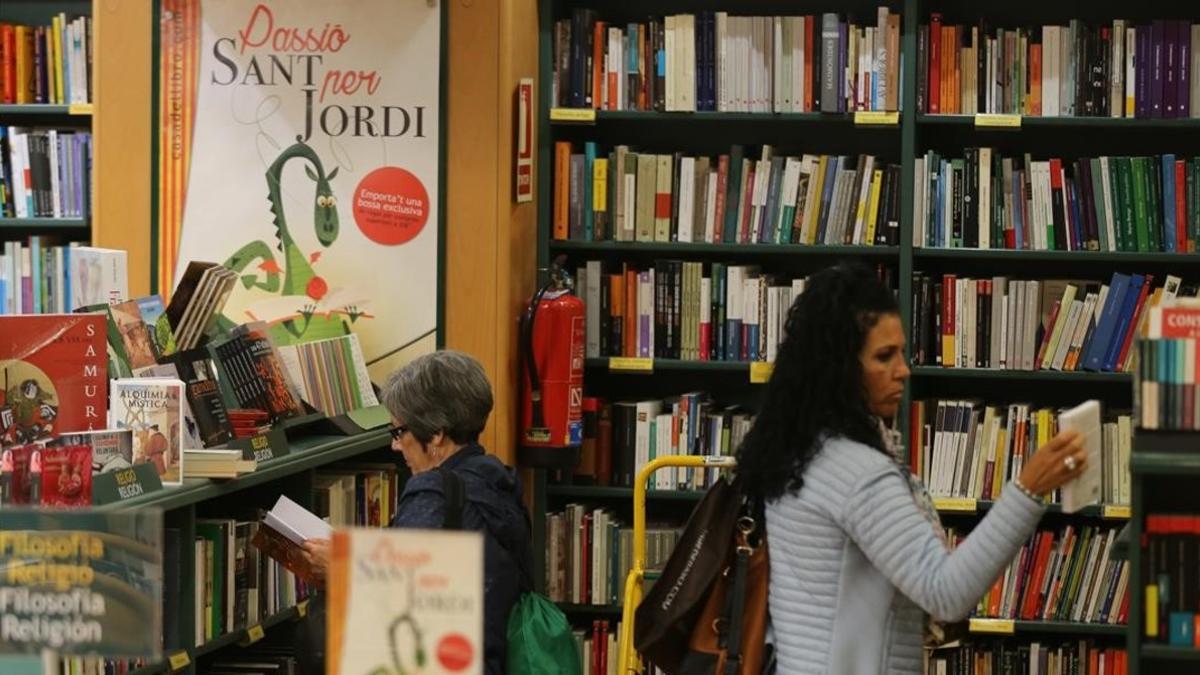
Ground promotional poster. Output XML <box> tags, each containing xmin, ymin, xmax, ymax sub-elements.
<box><xmin>160</xmin><ymin>0</ymin><xmax>441</xmax><ymax>380</ymax></box>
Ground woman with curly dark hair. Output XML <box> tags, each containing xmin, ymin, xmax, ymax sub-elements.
<box><xmin>737</xmin><ymin>261</ymin><xmax>1088</xmax><ymax>675</ymax></box>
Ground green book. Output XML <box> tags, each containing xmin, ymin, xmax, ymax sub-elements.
<box><xmin>196</xmin><ymin>521</ymin><xmax>227</xmax><ymax>640</ymax></box>
<box><xmin>1147</xmin><ymin>156</ymin><xmax>1163</xmax><ymax>252</ymax></box>
<box><xmin>1131</xmin><ymin>158</ymin><xmax>1151</xmax><ymax>252</ymax></box>
<box><xmin>1118</xmin><ymin>157</ymin><xmax>1137</xmax><ymax>252</ymax></box>
<box><xmin>1090</xmin><ymin>158</ymin><xmax>1109</xmax><ymax>252</ymax></box>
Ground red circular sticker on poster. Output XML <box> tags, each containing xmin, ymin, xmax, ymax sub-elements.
<box><xmin>436</xmin><ymin>634</ymin><xmax>474</xmax><ymax>671</ymax></box>
<box><xmin>352</xmin><ymin>166</ymin><xmax>429</xmax><ymax>245</ymax></box>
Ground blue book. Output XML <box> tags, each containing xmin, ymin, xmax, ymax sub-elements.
<box><xmin>1162</xmin><ymin>155</ymin><xmax>1177</xmax><ymax>252</ymax></box>
<box><xmin>1102</xmin><ymin>273</ymin><xmax>1145</xmax><ymax>371</ymax></box>
<box><xmin>1083</xmin><ymin>273</ymin><xmax>1131</xmax><ymax>371</ymax></box>
<box><xmin>1168</xmin><ymin>612</ymin><xmax>1196</xmax><ymax>647</ymax></box>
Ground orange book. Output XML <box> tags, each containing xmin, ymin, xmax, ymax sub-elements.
<box><xmin>592</xmin><ymin>21</ymin><xmax>606</xmax><ymax>110</ymax></box>
<box><xmin>609</xmin><ymin>273</ymin><xmax>626</xmax><ymax>355</ymax></box>
<box><xmin>554</xmin><ymin>142</ymin><xmax>571</xmax><ymax>239</ymax></box>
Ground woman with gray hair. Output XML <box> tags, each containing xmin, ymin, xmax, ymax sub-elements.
<box><xmin>300</xmin><ymin>349</ymin><xmax>532</xmax><ymax>675</ymax></box>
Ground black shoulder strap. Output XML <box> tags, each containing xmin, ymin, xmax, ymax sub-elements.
<box><xmin>438</xmin><ymin>466</ymin><xmax>465</xmax><ymax>530</ymax></box>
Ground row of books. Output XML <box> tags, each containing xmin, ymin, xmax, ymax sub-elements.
<box><xmin>576</xmin><ymin>261</ymin><xmax>803</xmax><ymax>362</ymax></box>
<box><xmin>0</xmin><ymin>15</ymin><xmax>92</xmax><ymax>105</ymax></box>
<box><xmin>575</xmin><ymin>394</ymin><xmax>751</xmax><ymax>491</ymax></box>
<box><xmin>53</xmin><ymin>658</ymin><xmax>147</xmax><ymax>675</ymax></box>
<box><xmin>918</xmin><ymin>17</ymin><xmax>1200</xmax><ymax>119</ymax></box>
<box><xmin>0</xmin><ymin>240</ymin><xmax>124</xmax><ymax>315</ymax></box>
<box><xmin>314</xmin><ymin>465</ymin><xmax>405</xmax><ymax>528</ymax></box>
<box><xmin>545</xmin><ymin>503</ymin><xmax>678</xmax><ymax>606</ymax></box>
<box><xmin>912</xmin><ymin>150</ymin><xmax>1200</xmax><ymax>253</ymax></box>
<box><xmin>554</xmin><ymin>143</ymin><xmax>902</xmax><ymax>248</ymax></box>
<box><xmin>910</xmin><ymin>400</ymin><xmax>1131</xmax><ymax>507</ymax></box>
<box><xmin>1144</xmin><ymin>513</ymin><xmax>1200</xmax><ymax>647</ymax></box>
<box><xmin>576</xmin><ymin>620</ymin><xmax>621</xmax><ymax>675</ymax></box>
<box><xmin>552</xmin><ymin>8</ymin><xmax>901</xmax><ymax>114</ymax></box>
<box><xmin>1137</xmin><ymin>303</ymin><xmax>1200</xmax><ymax>431</ymax></box>
<box><xmin>960</xmin><ymin>524</ymin><xmax>1130</xmax><ymax>625</ymax></box>
<box><xmin>0</xmin><ymin>127</ymin><xmax>92</xmax><ymax>219</ymax></box>
<box><xmin>191</xmin><ymin>518</ymin><xmax>311</xmax><ymax>647</ymax></box>
<box><xmin>926</xmin><ymin>641</ymin><xmax>1127</xmax><ymax>675</ymax></box>
<box><xmin>909</xmin><ymin>272</ymin><xmax>1197</xmax><ymax>373</ymax></box>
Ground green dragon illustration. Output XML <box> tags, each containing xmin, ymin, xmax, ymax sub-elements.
<box><xmin>220</xmin><ymin>136</ymin><xmax>362</xmax><ymax>344</ymax></box>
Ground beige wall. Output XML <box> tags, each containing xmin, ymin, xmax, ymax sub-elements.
<box><xmin>92</xmin><ymin>1</ymin><xmax>538</xmax><ymax>463</ymax></box>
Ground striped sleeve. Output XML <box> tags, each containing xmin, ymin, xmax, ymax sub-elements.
<box><xmin>840</xmin><ymin>465</ymin><xmax>1045</xmax><ymax>622</ymax></box>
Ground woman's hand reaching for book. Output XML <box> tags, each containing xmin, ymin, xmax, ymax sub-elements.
<box><xmin>1016</xmin><ymin>429</ymin><xmax>1088</xmax><ymax>497</ymax></box>
<box><xmin>302</xmin><ymin>538</ymin><xmax>331</xmax><ymax>583</ymax></box>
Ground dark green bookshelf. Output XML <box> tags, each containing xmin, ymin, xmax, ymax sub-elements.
<box><xmin>918</xmin><ymin>114</ymin><xmax>1200</xmax><ymax>130</ymax></box>
<box><xmin>130</xmin><ymin>604</ymin><xmax>306</xmax><ymax>675</ymax></box>
<box><xmin>0</xmin><ymin>217</ymin><xmax>89</xmax><ymax>229</ymax></box>
<box><xmin>552</xmin><ymin>110</ymin><xmax>890</xmax><ymax>126</ymax></box>
<box><xmin>1130</xmin><ymin>451</ymin><xmax>1200</xmax><ymax>476</ymax></box>
<box><xmin>96</xmin><ymin>429</ymin><xmax>391</xmax><ymax>512</ymax></box>
<box><xmin>1141</xmin><ymin>645</ymin><xmax>1200</xmax><ymax>661</ymax></box>
<box><xmin>550</xmin><ymin>239</ymin><xmax>897</xmax><ymax>258</ymax></box>
<box><xmin>547</xmin><ymin>484</ymin><xmax>707</xmax><ymax>502</ymax></box>
<box><xmin>912</xmin><ymin>248</ymin><xmax>1200</xmax><ymax>266</ymax></box>
<box><xmin>0</xmin><ymin>104</ymin><xmax>92</xmax><ymax>116</ymax></box>
<box><xmin>536</xmin><ymin>1</ymin><xmax>1199</xmax><ymax>671</ymax></box>
<box><xmin>912</xmin><ymin>366</ymin><xmax>1132</xmax><ymax>384</ymax></box>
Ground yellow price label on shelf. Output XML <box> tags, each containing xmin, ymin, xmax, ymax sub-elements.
<box><xmin>854</xmin><ymin>111</ymin><xmax>899</xmax><ymax>126</ymax></box>
<box><xmin>974</xmin><ymin>113</ymin><xmax>1022</xmax><ymax>128</ymax></box>
<box><xmin>1103</xmin><ymin>504</ymin><xmax>1132</xmax><ymax>519</ymax></box>
<box><xmin>167</xmin><ymin>651</ymin><xmax>191</xmax><ymax>671</ymax></box>
<box><xmin>242</xmin><ymin>624</ymin><xmax>265</xmax><ymax>645</ymax></box>
<box><xmin>550</xmin><ymin>107</ymin><xmax>597</xmax><ymax>123</ymax></box>
<box><xmin>609</xmin><ymin>357</ymin><xmax>654</xmax><ymax>372</ymax></box>
<box><xmin>749</xmin><ymin>361</ymin><xmax>774</xmax><ymax>383</ymax></box>
<box><xmin>933</xmin><ymin>497</ymin><xmax>979</xmax><ymax>513</ymax></box>
<box><xmin>969</xmin><ymin>618</ymin><xmax>1015</xmax><ymax>634</ymax></box>
<box><xmin>67</xmin><ymin>103</ymin><xmax>94</xmax><ymax>116</ymax></box>
<box><xmin>297</xmin><ymin>599</ymin><xmax>310</xmax><ymax>618</ymax></box>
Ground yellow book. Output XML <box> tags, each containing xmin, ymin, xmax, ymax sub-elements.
<box><xmin>805</xmin><ymin>156</ymin><xmax>828</xmax><ymax>244</ymax></box>
<box><xmin>52</xmin><ymin>15</ymin><xmax>65</xmax><ymax>105</ymax></box>
<box><xmin>15</xmin><ymin>26</ymin><xmax>30</xmax><ymax>104</ymax></box>
<box><xmin>864</xmin><ymin>169</ymin><xmax>883</xmax><ymax>246</ymax></box>
<box><xmin>593</xmin><ymin>158</ymin><xmax>608</xmax><ymax>212</ymax></box>
<box><xmin>1145</xmin><ymin>584</ymin><xmax>1159</xmax><ymax>638</ymax></box>
<box><xmin>991</xmin><ymin>414</ymin><xmax>1008</xmax><ymax>499</ymax></box>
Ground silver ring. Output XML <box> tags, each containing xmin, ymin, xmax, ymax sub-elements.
<box><xmin>1064</xmin><ymin>456</ymin><xmax>1077</xmax><ymax>471</ymax></box>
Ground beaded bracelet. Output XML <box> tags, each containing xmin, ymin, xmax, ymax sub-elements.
<box><xmin>1012</xmin><ymin>477</ymin><xmax>1041</xmax><ymax>502</ymax></box>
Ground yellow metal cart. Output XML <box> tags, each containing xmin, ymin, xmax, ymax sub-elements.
<box><xmin>616</xmin><ymin>454</ymin><xmax>738</xmax><ymax>674</ymax></box>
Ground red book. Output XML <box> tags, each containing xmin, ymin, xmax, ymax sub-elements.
<box><xmin>592</xmin><ymin>21</ymin><xmax>606</xmax><ymax>110</ymax></box>
<box><xmin>804</xmin><ymin>16</ymin><xmax>814</xmax><ymax>112</ymax></box>
<box><xmin>591</xmin><ymin>620</ymin><xmax>602</xmax><ymax>674</ymax></box>
<box><xmin>941</xmin><ymin>274</ymin><xmax>956</xmax><ymax>367</ymax></box>
<box><xmin>1175</xmin><ymin>159</ymin><xmax>1188</xmax><ymax>252</ymax></box>
<box><xmin>1034</xmin><ymin>299</ymin><xmax>1063</xmax><ymax>370</ymax></box>
<box><xmin>1020</xmin><ymin>531</ymin><xmax>1055</xmax><ymax>619</ymax></box>
<box><xmin>0</xmin><ymin>443</ymin><xmax>37</xmax><ymax>504</ymax></box>
<box><xmin>738</xmin><ymin>163</ymin><xmax>756</xmax><ymax>243</ymax></box>
<box><xmin>0</xmin><ymin>315</ymin><xmax>107</xmax><ymax>447</ymax></box>
<box><xmin>598</xmin><ymin>620</ymin><xmax>609</xmax><ymax>674</ymax></box>
<box><xmin>581</xmin><ymin>511</ymin><xmax>592</xmax><ymax>603</ymax></box>
<box><xmin>713</xmin><ymin>154</ymin><xmax>729</xmax><ymax>242</ymax></box>
<box><xmin>929</xmin><ymin>14</ymin><xmax>942</xmax><ymax>113</ymax></box>
<box><xmin>624</xmin><ymin>267</ymin><xmax>637</xmax><ymax>358</ymax></box>
<box><xmin>1114</xmin><ymin>273</ymin><xmax>1154</xmax><ymax>371</ymax></box>
<box><xmin>1</xmin><ymin>24</ymin><xmax>16</xmax><ymax>103</ymax></box>
<box><xmin>1030</xmin><ymin>44</ymin><xmax>1042</xmax><ymax>115</ymax></box>
<box><xmin>38</xmin><ymin>444</ymin><xmax>92</xmax><ymax>507</ymax></box>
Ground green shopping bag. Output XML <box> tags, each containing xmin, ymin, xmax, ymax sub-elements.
<box><xmin>506</xmin><ymin>592</ymin><xmax>582</xmax><ymax>675</ymax></box>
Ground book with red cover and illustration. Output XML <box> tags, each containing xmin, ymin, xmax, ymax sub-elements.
<box><xmin>0</xmin><ymin>443</ymin><xmax>37</xmax><ymax>505</ymax></box>
<box><xmin>37</xmin><ymin>444</ymin><xmax>93</xmax><ymax>507</ymax></box>
<box><xmin>0</xmin><ymin>314</ymin><xmax>108</xmax><ymax>448</ymax></box>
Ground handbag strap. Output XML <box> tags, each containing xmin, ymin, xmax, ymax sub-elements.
<box><xmin>721</xmin><ymin>532</ymin><xmax>752</xmax><ymax>675</ymax></box>
<box><xmin>438</xmin><ymin>466</ymin><xmax>466</xmax><ymax>530</ymax></box>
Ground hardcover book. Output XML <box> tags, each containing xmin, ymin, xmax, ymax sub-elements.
<box><xmin>0</xmin><ymin>314</ymin><xmax>107</xmax><ymax>448</ymax></box>
<box><xmin>136</xmin><ymin>294</ymin><xmax>178</xmax><ymax>358</ymax></box>
<box><xmin>37</xmin><ymin>443</ymin><xmax>93</xmax><ymax>507</ymax></box>
<box><xmin>167</xmin><ymin>347</ymin><xmax>233</xmax><ymax>447</ymax></box>
<box><xmin>109</xmin><ymin>378</ymin><xmax>186</xmax><ymax>485</ymax></box>
<box><xmin>250</xmin><ymin>495</ymin><xmax>332</xmax><ymax>585</ymax></box>
<box><xmin>111</xmin><ymin>298</ymin><xmax>159</xmax><ymax>371</ymax></box>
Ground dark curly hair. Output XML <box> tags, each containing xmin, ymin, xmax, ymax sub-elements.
<box><xmin>736</xmin><ymin>261</ymin><xmax>900</xmax><ymax>502</ymax></box>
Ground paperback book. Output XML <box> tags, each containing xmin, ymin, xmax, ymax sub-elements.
<box><xmin>109</xmin><ymin>378</ymin><xmax>185</xmax><ymax>485</ymax></box>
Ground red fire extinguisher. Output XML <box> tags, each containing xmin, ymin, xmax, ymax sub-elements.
<box><xmin>518</xmin><ymin>256</ymin><xmax>584</xmax><ymax>468</ymax></box>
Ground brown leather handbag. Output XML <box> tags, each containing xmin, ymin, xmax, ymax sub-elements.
<box><xmin>675</xmin><ymin>511</ymin><xmax>772</xmax><ymax>675</ymax></box>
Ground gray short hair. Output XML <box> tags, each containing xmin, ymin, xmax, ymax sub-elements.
<box><xmin>381</xmin><ymin>350</ymin><xmax>494</xmax><ymax>444</ymax></box>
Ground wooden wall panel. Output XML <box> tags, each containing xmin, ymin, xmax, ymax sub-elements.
<box><xmin>92</xmin><ymin>0</ymin><xmax>153</xmax><ymax>297</ymax></box>
<box><xmin>446</xmin><ymin>0</ymin><xmax>539</xmax><ymax>463</ymax></box>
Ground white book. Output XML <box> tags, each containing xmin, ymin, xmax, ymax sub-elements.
<box><xmin>1051</xmin><ymin>299</ymin><xmax>1084</xmax><ymax>370</ymax></box>
<box><xmin>683</xmin><ymin>14</ymin><xmax>697</xmax><ymax>112</ymax></box>
<box><xmin>1111</xmin><ymin>21</ymin><xmax>1125</xmax><ymax>118</ymax></box>
<box><xmin>678</xmin><ymin>156</ymin><xmax>696</xmax><ymax>242</ymax></box>
<box><xmin>774</xmin><ymin>17</ymin><xmax>785</xmax><ymax>113</ymax></box>
<box><xmin>109</xmin><ymin>378</ymin><xmax>186</xmax><ymax>486</ymax></box>
<box><xmin>1043</xmin><ymin>26</ymin><xmax>1059</xmax><ymax>116</ymax></box>
<box><xmin>1127</xmin><ymin>27</ymin><xmax>1139</xmax><ymax>118</ymax></box>
<box><xmin>979</xmin><ymin>148</ymin><xmax>992</xmax><ymax>249</ymax></box>
<box><xmin>1099</xmin><ymin>157</ymin><xmax>1117</xmax><ymax>251</ymax></box>
<box><xmin>1059</xmin><ymin>399</ymin><xmax>1102</xmax><ymax>513</ymax></box>
<box><xmin>665</xmin><ymin>16</ymin><xmax>677</xmax><ymax>111</ymax></box>
<box><xmin>69</xmin><ymin>246</ymin><xmax>128</xmax><ymax>310</ymax></box>
<box><xmin>716</xmin><ymin>13</ymin><xmax>728</xmax><ymax>111</ymax></box>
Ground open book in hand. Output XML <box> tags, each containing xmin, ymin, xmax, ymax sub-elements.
<box><xmin>1058</xmin><ymin>400</ymin><xmax>1103</xmax><ymax>514</ymax></box>
<box><xmin>251</xmin><ymin>494</ymin><xmax>333</xmax><ymax>584</ymax></box>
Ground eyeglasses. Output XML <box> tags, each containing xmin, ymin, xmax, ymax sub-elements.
<box><xmin>388</xmin><ymin>424</ymin><xmax>409</xmax><ymax>441</ymax></box>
